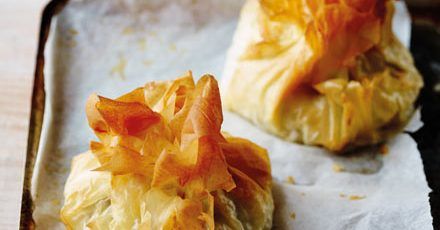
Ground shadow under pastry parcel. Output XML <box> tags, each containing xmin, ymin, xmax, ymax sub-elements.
<box><xmin>61</xmin><ymin>72</ymin><xmax>274</xmax><ymax>229</ymax></box>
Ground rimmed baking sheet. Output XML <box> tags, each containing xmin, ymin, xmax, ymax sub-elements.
<box><xmin>22</xmin><ymin>0</ymin><xmax>433</xmax><ymax>229</ymax></box>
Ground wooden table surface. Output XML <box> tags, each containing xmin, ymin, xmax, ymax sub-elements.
<box><xmin>0</xmin><ymin>0</ymin><xmax>47</xmax><ymax>229</ymax></box>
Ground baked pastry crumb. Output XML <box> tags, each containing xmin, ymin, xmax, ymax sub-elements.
<box><xmin>290</xmin><ymin>212</ymin><xmax>296</xmax><ymax>220</ymax></box>
<box><xmin>349</xmin><ymin>195</ymin><xmax>366</xmax><ymax>201</ymax></box>
<box><xmin>285</xmin><ymin>176</ymin><xmax>296</xmax><ymax>184</ymax></box>
<box><xmin>332</xmin><ymin>163</ymin><xmax>345</xmax><ymax>172</ymax></box>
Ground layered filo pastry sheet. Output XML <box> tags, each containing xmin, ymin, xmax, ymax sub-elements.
<box><xmin>61</xmin><ymin>73</ymin><xmax>274</xmax><ymax>229</ymax></box>
<box><xmin>223</xmin><ymin>0</ymin><xmax>423</xmax><ymax>151</ymax></box>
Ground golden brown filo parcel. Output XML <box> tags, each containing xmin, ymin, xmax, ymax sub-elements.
<box><xmin>223</xmin><ymin>0</ymin><xmax>423</xmax><ymax>152</ymax></box>
<box><xmin>61</xmin><ymin>72</ymin><xmax>274</xmax><ymax>229</ymax></box>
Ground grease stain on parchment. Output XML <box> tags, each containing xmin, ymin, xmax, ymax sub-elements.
<box><xmin>138</xmin><ymin>38</ymin><xmax>147</xmax><ymax>50</ymax></box>
<box><xmin>111</xmin><ymin>56</ymin><xmax>127</xmax><ymax>80</ymax></box>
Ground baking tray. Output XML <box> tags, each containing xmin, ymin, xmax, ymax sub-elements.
<box><xmin>20</xmin><ymin>0</ymin><xmax>440</xmax><ymax>229</ymax></box>
<box><xmin>21</xmin><ymin>1</ymin><xmax>68</xmax><ymax>228</ymax></box>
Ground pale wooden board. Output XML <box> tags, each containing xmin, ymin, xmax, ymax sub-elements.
<box><xmin>0</xmin><ymin>0</ymin><xmax>47</xmax><ymax>229</ymax></box>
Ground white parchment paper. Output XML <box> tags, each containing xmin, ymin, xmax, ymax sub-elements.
<box><xmin>31</xmin><ymin>0</ymin><xmax>432</xmax><ymax>229</ymax></box>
